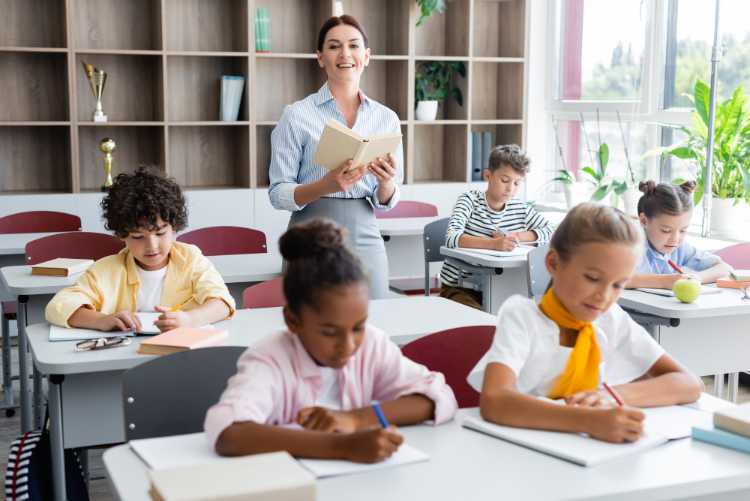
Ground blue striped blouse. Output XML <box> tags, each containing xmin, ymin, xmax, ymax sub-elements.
<box><xmin>268</xmin><ymin>83</ymin><xmax>404</xmax><ymax>212</ymax></box>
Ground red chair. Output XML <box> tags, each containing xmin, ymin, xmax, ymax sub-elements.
<box><xmin>374</xmin><ymin>201</ymin><xmax>438</xmax><ymax>219</ymax></box>
<box><xmin>177</xmin><ymin>226</ymin><xmax>267</xmax><ymax>256</ymax></box>
<box><xmin>715</xmin><ymin>243</ymin><xmax>750</xmax><ymax>269</ymax></box>
<box><xmin>401</xmin><ymin>325</ymin><xmax>495</xmax><ymax>408</ymax></box>
<box><xmin>242</xmin><ymin>278</ymin><xmax>285</xmax><ymax>309</ymax></box>
<box><xmin>25</xmin><ymin>231</ymin><xmax>125</xmax><ymax>265</ymax></box>
<box><xmin>0</xmin><ymin>211</ymin><xmax>81</xmax><ymax>233</ymax></box>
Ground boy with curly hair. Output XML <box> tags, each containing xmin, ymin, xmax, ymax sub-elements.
<box><xmin>46</xmin><ymin>168</ymin><xmax>235</xmax><ymax>332</ymax></box>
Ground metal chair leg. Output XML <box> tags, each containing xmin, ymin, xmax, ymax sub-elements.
<box><xmin>1</xmin><ymin>314</ymin><xmax>16</xmax><ymax>417</ymax></box>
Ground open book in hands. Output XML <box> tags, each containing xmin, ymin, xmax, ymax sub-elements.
<box><xmin>314</xmin><ymin>119</ymin><xmax>402</xmax><ymax>172</ymax></box>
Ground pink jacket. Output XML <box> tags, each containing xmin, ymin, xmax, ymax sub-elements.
<box><xmin>204</xmin><ymin>326</ymin><xmax>458</xmax><ymax>446</ymax></box>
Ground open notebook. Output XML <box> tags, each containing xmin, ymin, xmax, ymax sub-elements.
<box><xmin>462</xmin><ymin>404</ymin><xmax>712</xmax><ymax>467</ymax></box>
<box><xmin>130</xmin><ymin>431</ymin><xmax>428</xmax><ymax>479</ymax></box>
<box><xmin>636</xmin><ymin>286</ymin><xmax>722</xmax><ymax>297</ymax></box>
<box><xmin>458</xmin><ymin>247</ymin><xmax>531</xmax><ymax>258</ymax></box>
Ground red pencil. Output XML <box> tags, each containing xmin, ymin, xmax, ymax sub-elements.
<box><xmin>667</xmin><ymin>259</ymin><xmax>685</xmax><ymax>274</ymax></box>
<box><xmin>602</xmin><ymin>382</ymin><xmax>624</xmax><ymax>407</ymax></box>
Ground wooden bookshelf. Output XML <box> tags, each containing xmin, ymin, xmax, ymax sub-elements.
<box><xmin>0</xmin><ymin>0</ymin><xmax>528</xmax><ymax>193</ymax></box>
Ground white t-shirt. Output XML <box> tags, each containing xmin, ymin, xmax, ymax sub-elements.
<box><xmin>468</xmin><ymin>295</ymin><xmax>665</xmax><ymax>396</ymax></box>
<box><xmin>315</xmin><ymin>367</ymin><xmax>343</xmax><ymax>410</ymax></box>
<box><xmin>136</xmin><ymin>266</ymin><xmax>167</xmax><ymax>312</ymax></box>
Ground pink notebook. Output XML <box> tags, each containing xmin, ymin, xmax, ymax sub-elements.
<box><xmin>137</xmin><ymin>327</ymin><xmax>228</xmax><ymax>356</ymax></box>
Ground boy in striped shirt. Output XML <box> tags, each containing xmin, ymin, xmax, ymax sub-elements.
<box><xmin>439</xmin><ymin>144</ymin><xmax>553</xmax><ymax>309</ymax></box>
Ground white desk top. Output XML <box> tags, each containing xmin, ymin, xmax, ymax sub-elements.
<box><xmin>27</xmin><ymin>296</ymin><xmax>497</xmax><ymax>375</ymax></box>
<box><xmin>103</xmin><ymin>401</ymin><xmax>750</xmax><ymax>501</ymax></box>
<box><xmin>0</xmin><ymin>253</ymin><xmax>283</xmax><ymax>296</ymax></box>
<box><xmin>0</xmin><ymin>232</ymin><xmax>61</xmax><ymax>256</ymax></box>
<box><xmin>377</xmin><ymin>217</ymin><xmax>441</xmax><ymax>237</ymax></box>
<box><xmin>440</xmin><ymin>246</ymin><xmax>530</xmax><ymax>269</ymax></box>
<box><xmin>619</xmin><ymin>287</ymin><xmax>750</xmax><ymax>319</ymax></box>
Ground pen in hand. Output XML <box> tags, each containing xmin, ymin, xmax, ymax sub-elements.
<box><xmin>602</xmin><ymin>382</ymin><xmax>625</xmax><ymax>407</ymax></box>
<box><xmin>372</xmin><ymin>402</ymin><xmax>389</xmax><ymax>428</ymax></box>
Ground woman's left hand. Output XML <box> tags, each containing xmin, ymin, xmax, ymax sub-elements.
<box><xmin>369</xmin><ymin>153</ymin><xmax>397</xmax><ymax>204</ymax></box>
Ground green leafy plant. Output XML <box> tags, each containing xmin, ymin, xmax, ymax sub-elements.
<box><xmin>416</xmin><ymin>0</ymin><xmax>446</xmax><ymax>27</ymax></box>
<box><xmin>415</xmin><ymin>61</ymin><xmax>466</xmax><ymax>106</ymax></box>
<box><xmin>552</xmin><ymin>169</ymin><xmax>576</xmax><ymax>185</ymax></box>
<box><xmin>579</xmin><ymin>142</ymin><xmax>628</xmax><ymax>201</ymax></box>
<box><xmin>662</xmin><ymin>80</ymin><xmax>750</xmax><ymax>205</ymax></box>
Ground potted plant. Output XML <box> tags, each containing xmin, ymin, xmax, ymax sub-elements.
<box><xmin>416</xmin><ymin>0</ymin><xmax>446</xmax><ymax>27</ymax></box>
<box><xmin>415</xmin><ymin>61</ymin><xmax>466</xmax><ymax>121</ymax></box>
<box><xmin>662</xmin><ymin>80</ymin><xmax>750</xmax><ymax>239</ymax></box>
<box><xmin>553</xmin><ymin>169</ymin><xmax>592</xmax><ymax>209</ymax></box>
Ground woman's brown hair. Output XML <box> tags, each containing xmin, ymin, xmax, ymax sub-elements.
<box><xmin>316</xmin><ymin>15</ymin><xmax>369</xmax><ymax>52</ymax></box>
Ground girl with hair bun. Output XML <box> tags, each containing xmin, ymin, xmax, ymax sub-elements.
<box><xmin>205</xmin><ymin>218</ymin><xmax>457</xmax><ymax>463</ymax></box>
<box><xmin>626</xmin><ymin>180</ymin><xmax>731</xmax><ymax>289</ymax></box>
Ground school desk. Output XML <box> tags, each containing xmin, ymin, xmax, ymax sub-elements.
<box><xmin>25</xmin><ymin>296</ymin><xmax>496</xmax><ymax>501</ymax></box>
<box><xmin>376</xmin><ymin>216</ymin><xmax>442</xmax><ymax>240</ymax></box>
<box><xmin>619</xmin><ymin>287</ymin><xmax>750</xmax><ymax>402</ymax></box>
<box><xmin>440</xmin><ymin>246</ymin><xmax>531</xmax><ymax>313</ymax></box>
<box><xmin>101</xmin><ymin>396</ymin><xmax>750</xmax><ymax>501</ymax></box>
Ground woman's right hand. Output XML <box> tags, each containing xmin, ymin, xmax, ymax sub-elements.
<box><xmin>338</xmin><ymin>427</ymin><xmax>403</xmax><ymax>463</ymax></box>
<box><xmin>321</xmin><ymin>159</ymin><xmax>366</xmax><ymax>195</ymax></box>
<box><xmin>585</xmin><ymin>406</ymin><xmax>645</xmax><ymax>443</ymax></box>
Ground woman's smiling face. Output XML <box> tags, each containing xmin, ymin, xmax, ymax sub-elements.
<box><xmin>317</xmin><ymin>24</ymin><xmax>370</xmax><ymax>84</ymax></box>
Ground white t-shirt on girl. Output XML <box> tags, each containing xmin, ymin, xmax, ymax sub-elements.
<box><xmin>468</xmin><ymin>295</ymin><xmax>665</xmax><ymax>396</ymax></box>
<box><xmin>314</xmin><ymin>367</ymin><xmax>343</xmax><ymax>410</ymax></box>
<box><xmin>136</xmin><ymin>266</ymin><xmax>167</xmax><ymax>312</ymax></box>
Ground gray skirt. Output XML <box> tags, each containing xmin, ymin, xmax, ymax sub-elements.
<box><xmin>288</xmin><ymin>197</ymin><xmax>389</xmax><ymax>299</ymax></box>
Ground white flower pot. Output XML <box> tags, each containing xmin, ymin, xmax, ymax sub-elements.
<box><xmin>415</xmin><ymin>100</ymin><xmax>439</xmax><ymax>121</ymax></box>
<box><xmin>709</xmin><ymin>198</ymin><xmax>750</xmax><ymax>240</ymax></box>
<box><xmin>563</xmin><ymin>182</ymin><xmax>592</xmax><ymax>209</ymax></box>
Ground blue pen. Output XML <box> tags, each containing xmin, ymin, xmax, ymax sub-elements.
<box><xmin>372</xmin><ymin>402</ymin><xmax>389</xmax><ymax>428</ymax></box>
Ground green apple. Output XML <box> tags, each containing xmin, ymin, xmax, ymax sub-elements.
<box><xmin>672</xmin><ymin>278</ymin><xmax>701</xmax><ymax>303</ymax></box>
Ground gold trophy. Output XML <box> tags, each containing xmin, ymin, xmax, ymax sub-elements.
<box><xmin>99</xmin><ymin>138</ymin><xmax>116</xmax><ymax>191</ymax></box>
<box><xmin>82</xmin><ymin>61</ymin><xmax>108</xmax><ymax>122</ymax></box>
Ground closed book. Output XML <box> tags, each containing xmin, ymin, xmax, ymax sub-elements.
<box><xmin>481</xmin><ymin>131</ymin><xmax>492</xmax><ymax>173</ymax></box>
<box><xmin>471</xmin><ymin>132</ymin><xmax>482</xmax><ymax>181</ymax></box>
<box><xmin>137</xmin><ymin>327</ymin><xmax>228</xmax><ymax>356</ymax></box>
<box><xmin>31</xmin><ymin>258</ymin><xmax>93</xmax><ymax>277</ymax></box>
<box><xmin>148</xmin><ymin>451</ymin><xmax>315</xmax><ymax>501</ymax></box>
<box><xmin>714</xmin><ymin>402</ymin><xmax>750</xmax><ymax>438</ymax></box>
<box><xmin>692</xmin><ymin>426</ymin><xmax>750</xmax><ymax>455</ymax></box>
<box><xmin>220</xmin><ymin>75</ymin><xmax>244</xmax><ymax>121</ymax></box>
<box><xmin>314</xmin><ymin>119</ymin><xmax>402</xmax><ymax>172</ymax></box>
<box><xmin>730</xmin><ymin>269</ymin><xmax>750</xmax><ymax>281</ymax></box>
<box><xmin>716</xmin><ymin>277</ymin><xmax>750</xmax><ymax>289</ymax></box>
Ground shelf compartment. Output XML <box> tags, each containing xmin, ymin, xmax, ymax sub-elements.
<box><xmin>1</xmin><ymin>0</ymin><xmax>66</xmax><ymax>48</ymax></box>
<box><xmin>471</xmin><ymin>62</ymin><xmax>524</xmax><ymax>120</ymax></box>
<box><xmin>360</xmin><ymin>60</ymin><xmax>408</xmax><ymax>120</ymax></box>
<box><xmin>255</xmin><ymin>58</ymin><xmax>324</xmax><ymax>122</ymax></box>
<box><xmin>255</xmin><ymin>0</ymin><xmax>330</xmax><ymax>54</ymax></box>
<box><xmin>75</xmin><ymin>54</ymin><xmax>164</xmax><ymax>122</ymax></box>
<box><xmin>0</xmin><ymin>52</ymin><xmax>69</xmax><ymax>121</ymax></box>
<box><xmin>0</xmin><ymin>126</ymin><xmax>71</xmax><ymax>192</ymax></box>
<box><xmin>73</xmin><ymin>0</ymin><xmax>162</xmax><ymax>51</ymax></box>
<box><xmin>168</xmin><ymin>125</ymin><xmax>249</xmax><ymax>188</ymax></box>
<box><xmin>470</xmin><ymin>123</ymin><xmax>524</xmax><ymax>151</ymax></box>
<box><xmin>415</xmin><ymin>60</ymin><xmax>469</xmax><ymax>120</ymax></box>
<box><xmin>473</xmin><ymin>0</ymin><xmax>526</xmax><ymax>58</ymax></box>
<box><xmin>339</xmin><ymin>0</ymin><xmax>410</xmax><ymax>56</ymax></box>
<box><xmin>412</xmin><ymin>124</ymin><xmax>468</xmax><ymax>183</ymax></box>
<box><xmin>256</xmin><ymin>125</ymin><xmax>273</xmax><ymax>188</ymax></box>
<box><xmin>415</xmin><ymin>0</ymin><xmax>469</xmax><ymax>57</ymax></box>
<box><xmin>78</xmin><ymin>125</ymin><xmax>164</xmax><ymax>191</ymax></box>
<box><xmin>167</xmin><ymin>56</ymin><xmax>248</xmax><ymax>122</ymax></box>
<box><xmin>165</xmin><ymin>0</ymin><xmax>247</xmax><ymax>52</ymax></box>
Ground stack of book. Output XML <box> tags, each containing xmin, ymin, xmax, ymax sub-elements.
<box><xmin>692</xmin><ymin>403</ymin><xmax>750</xmax><ymax>454</ymax></box>
<box><xmin>31</xmin><ymin>258</ymin><xmax>93</xmax><ymax>277</ymax></box>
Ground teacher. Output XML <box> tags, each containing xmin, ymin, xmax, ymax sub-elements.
<box><xmin>268</xmin><ymin>15</ymin><xmax>403</xmax><ymax>299</ymax></box>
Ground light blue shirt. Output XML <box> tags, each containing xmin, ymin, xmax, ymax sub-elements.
<box><xmin>268</xmin><ymin>83</ymin><xmax>403</xmax><ymax>212</ymax></box>
<box><xmin>635</xmin><ymin>239</ymin><xmax>721</xmax><ymax>275</ymax></box>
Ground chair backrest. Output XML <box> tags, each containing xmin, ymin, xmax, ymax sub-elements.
<box><xmin>122</xmin><ymin>346</ymin><xmax>246</xmax><ymax>440</ymax></box>
<box><xmin>242</xmin><ymin>277</ymin><xmax>285</xmax><ymax>309</ymax></box>
<box><xmin>25</xmin><ymin>231</ymin><xmax>125</xmax><ymax>265</ymax></box>
<box><xmin>401</xmin><ymin>325</ymin><xmax>495</xmax><ymax>408</ymax></box>
<box><xmin>375</xmin><ymin>201</ymin><xmax>438</xmax><ymax>219</ymax></box>
<box><xmin>526</xmin><ymin>243</ymin><xmax>551</xmax><ymax>299</ymax></box>
<box><xmin>177</xmin><ymin>226</ymin><xmax>267</xmax><ymax>256</ymax></box>
<box><xmin>0</xmin><ymin>211</ymin><xmax>81</xmax><ymax>234</ymax></box>
<box><xmin>423</xmin><ymin>217</ymin><xmax>450</xmax><ymax>295</ymax></box>
<box><xmin>715</xmin><ymin>243</ymin><xmax>750</xmax><ymax>269</ymax></box>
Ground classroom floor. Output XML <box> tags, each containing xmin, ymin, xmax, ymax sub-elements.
<box><xmin>0</xmin><ymin>343</ymin><xmax>747</xmax><ymax>501</ymax></box>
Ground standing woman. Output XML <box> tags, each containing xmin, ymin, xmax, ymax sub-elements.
<box><xmin>268</xmin><ymin>15</ymin><xmax>403</xmax><ymax>299</ymax></box>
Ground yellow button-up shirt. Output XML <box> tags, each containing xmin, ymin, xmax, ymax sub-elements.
<box><xmin>45</xmin><ymin>241</ymin><xmax>236</xmax><ymax>327</ymax></box>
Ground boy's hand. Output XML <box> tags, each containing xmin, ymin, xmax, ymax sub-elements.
<box><xmin>297</xmin><ymin>406</ymin><xmax>361</xmax><ymax>433</ymax></box>
<box><xmin>585</xmin><ymin>406</ymin><xmax>645</xmax><ymax>443</ymax></box>
<box><xmin>92</xmin><ymin>310</ymin><xmax>142</xmax><ymax>332</ymax></box>
<box><xmin>153</xmin><ymin>305</ymin><xmax>191</xmax><ymax>332</ymax></box>
<box><xmin>491</xmin><ymin>231</ymin><xmax>519</xmax><ymax>251</ymax></box>
<box><xmin>565</xmin><ymin>389</ymin><xmax>616</xmax><ymax>408</ymax></box>
<box><xmin>337</xmin><ymin>427</ymin><xmax>403</xmax><ymax>463</ymax></box>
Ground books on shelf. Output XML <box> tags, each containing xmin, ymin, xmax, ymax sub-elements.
<box><xmin>220</xmin><ymin>76</ymin><xmax>244</xmax><ymax>122</ymax></box>
<box><xmin>137</xmin><ymin>327</ymin><xmax>228</xmax><ymax>356</ymax></box>
<box><xmin>31</xmin><ymin>258</ymin><xmax>93</xmax><ymax>277</ymax></box>
<box><xmin>314</xmin><ymin>120</ymin><xmax>402</xmax><ymax>172</ymax></box>
<box><xmin>254</xmin><ymin>7</ymin><xmax>271</xmax><ymax>52</ymax></box>
<box><xmin>481</xmin><ymin>131</ymin><xmax>492</xmax><ymax>176</ymax></box>
<box><xmin>470</xmin><ymin>131</ymin><xmax>482</xmax><ymax>181</ymax></box>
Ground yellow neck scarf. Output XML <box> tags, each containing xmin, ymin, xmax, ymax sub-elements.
<box><xmin>538</xmin><ymin>289</ymin><xmax>601</xmax><ymax>399</ymax></box>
